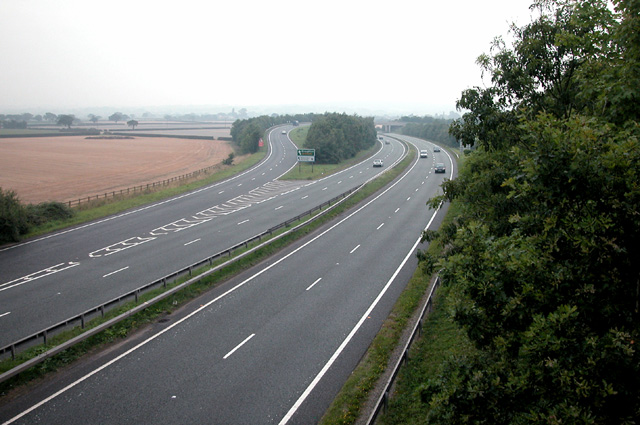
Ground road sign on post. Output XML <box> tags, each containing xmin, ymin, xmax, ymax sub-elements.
<box><xmin>297</xmin><ymin>149</ymin><xmax>315</xmax><ymax>162</ymax></box>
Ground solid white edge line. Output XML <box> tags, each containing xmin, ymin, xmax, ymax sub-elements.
<box><xmin>278</xmin><ymin>204</ymin><xmax>442</xmax><ymax>425</ymax></box>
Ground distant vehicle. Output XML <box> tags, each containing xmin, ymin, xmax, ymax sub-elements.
<box><xmin>435</xmin><ymin>163</ymin><xmax>446</xmax><ymax>173</ymax></box>
<box><xmin>433</xmin><ymin>146</ymin><xmax>441</xmax><ymax>152</ymax></box>
<box><xmin>385</xmin><ymin>141</ymin><xmax>390</xmax><ymax>145</ymax></box>
<box><xmin>420</xmin><ymin>150</ymin><xmax>429</xmax><ymax>158</ymax></box>
<box><xmin>373</xmin><ymin>159</ymin><xmax>384</xmax><ymax>167</ymax></box>
<box><xmin>379</xmin><ymin>136</ymin><xmax>383</xmax><ymax>140</ymax></box>
<box><xmin>281</xmin><ymin>130</ymin><xmax>286</xmax><ymax>134</ymax></box>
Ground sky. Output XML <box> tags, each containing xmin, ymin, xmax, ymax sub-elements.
<box><xmin>0</xmin><ymin>0</ymin><xmax>535</xmax><ymax>117</ymax></box>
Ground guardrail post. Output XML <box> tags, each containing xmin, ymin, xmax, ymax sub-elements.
<box><xmin>189</xmin><ymin>267</ymin><xmax>192</xmax><ymax>276</ymax></box>
<box><xmin>383</xmin><ymin>391</ymin><xmax>389</xmax><ymax>413</ymax></box>
<box><xmin>43</xmin><ymin>330</ymin><xmax>48</xmax><ymax>346</ymax></box>
<box><xmin>81</xmin><ymin>314</ymin><xmax>85</xmax><ymax>329</ymax></box>
<box><xmin>163</xmin><ymin>278</ymin><xmax>167</xmax><ymax>288</ymax></box>
<box><xmin>101</xmin><ymin>305</ymin><xmax>105</xmax><ymax>317</ymax></box>
<box><xmin>11</xmin><ymin>345</ymin><xmax>15</xmax><ymax>360</ymax></box>
<box><xmin>135</xmin><ymin>290</ymin><xmax>139</xmax><ymax>303</ymax></box>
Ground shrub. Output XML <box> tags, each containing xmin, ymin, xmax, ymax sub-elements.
<box><xmin>26</xmin><ymin>201</ymin><xmax>74</xmax><ymax>226</ymax></box>
<box><xmin>0</xmin><ymin>188</ymin><xmax>29</xmax><ymax>243</ymax></box>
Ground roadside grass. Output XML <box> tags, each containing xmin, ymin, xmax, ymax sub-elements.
<box><xmin>289</xmin><ymin>126</ymin><xmax>308</xmax><ymax>145</ymax></box>
<box><xmin>0</xmin><ymin>143</ymin><xmax>415</xmax><ymax>396</ymax></box>
<box><xmin>280</xmin><ymin>143</ymin><xmax>382</xmax><ymax>181</ymax></box>
<box><xmin>318</xmin><ymin>149</ymin><xmax>468</xmax><ymax>425</ymax></box>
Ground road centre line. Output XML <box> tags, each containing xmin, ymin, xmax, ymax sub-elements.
<box><xmin>306</xmin><ymin>278</ymin><xmax>322</xmax><ymax>291</ymax></box>
<box><xmin>4</xmin><ymin>137</ymin><xmax>415</xmax><ymax>424</ymax></box>
<box><xmin>103</xmin><ymin>266</ymin><xmax>129</xmax><ymax>278</ymax></box>
<box><xmin>275</xmin><ymin>206</ymin><xmax>283</xmax><ymax>210</ymax></box>
<box><xmin>237</xmin><ymin>219</ymin><xmax>250</xmax><ymax>225</ymax></box>
<box><xmin>350</xmin><ymin>244</ymin><xmax>361</xmax><ymax>254</ymax></box>
<box><xmin>0</xmin><ymin>312</ymin><xmax>10</xmax><ymax>318</ymax></box>
<box><xmin>184</xmin><ymin>239</ymin><xmax>201</xmax><ymax>246</ymax></box>
<box><xmin>223</xmin><ymin>334</ymin><xmax>256</xmax><ymax>359</ymax></box>
<box><xmin>301</xmin><ymin>195</ymin><xmax>308</xmax><ymax>200</ymax></box>
<box><xmin>394</xmin><ymin>208</ymin><xmax>400</xmax><ymax>213</ymax></box>
<box><xmin>377</xmin><ymin>223</ymin><xmax>384</xmax><ymax>230</ymax></box>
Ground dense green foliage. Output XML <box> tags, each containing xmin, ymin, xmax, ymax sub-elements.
<box><xmin>230</xmin><ymin>113</ymin><xmax>319</xmax><ymax>154</ymax></box>
<box><xmin>0</xmin><ymin>188</ymin><xmax>75</xmax><ymax>243</ymax></box>
<box><xmin>305</xmin><ymin>113</ymin><xmax>377</xmax><ymax>163</ymax></box>
<box><xmin>399</xmin><ymin>116</ymin><xmax>458</xmax><ymax>147</ymax></box>
<box><xmin>419</xmin><ymin>0</ymin><xmax>640</xmax><ymax>423</ymax></box>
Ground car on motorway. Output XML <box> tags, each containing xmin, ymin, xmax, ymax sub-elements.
<box><xmin>420</xmin><ymin>150</ymin><xmax>429</xmax><ymax>158</ymax></box>
<box><xmin>433</xmin><ymin>146</ymin><xmax>440</xmax><ymax>152</ymax></box>
<box><xmin>435</xmin><ymin>162</ymin><xmax>446</xmax><ymax>173</ymax></box>
<box><xmin>385</xmin><ymin>141</ymin><xmax>390</xmax><ymax>144</ymax></box>
<box><xmin>373</xmin><ymin>159</ymin><xmax>384</xmax><ymax>167</ymax></box>
<box><xmin>281</xmin><ymin>130</ymin><xmax>286</xmax><ymax>134</ymax></box>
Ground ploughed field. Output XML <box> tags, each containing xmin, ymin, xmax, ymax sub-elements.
<box><xmin>0</xmin><ymin>136</ymin><xmax>234</xmax><ymax>204</ymax></box>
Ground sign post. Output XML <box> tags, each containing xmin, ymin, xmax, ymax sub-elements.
<box><xmin>297</xmin><ymin>149</ymin><xmax>316</xmax><ymax>173</ymax></box>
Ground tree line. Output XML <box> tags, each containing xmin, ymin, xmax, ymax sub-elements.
<box><xmin>415</xmin><ymin>0</ymin><xmax>640</xmax><ymax>423</ymax></box>
<box><xmin>398</xmin><ymin>116</ymin><xmax>458</xmax><ymax>147</ymax></box>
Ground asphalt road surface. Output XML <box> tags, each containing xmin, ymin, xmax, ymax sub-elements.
<box><xmin>0</xmin><ymin>134</ymin><xmax>456</xmax><ymax>424</ymax></box>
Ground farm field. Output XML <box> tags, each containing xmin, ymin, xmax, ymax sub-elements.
<box><xmin>0</xmin><ymin>136</ymin><xmax>234</xmax><ymax>204</ymax></box>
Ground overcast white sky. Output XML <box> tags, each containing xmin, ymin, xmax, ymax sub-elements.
<box><xmin>0</xmin><ymin>0</ymin><xmax>534</xmax><ymax>116</ymax></box>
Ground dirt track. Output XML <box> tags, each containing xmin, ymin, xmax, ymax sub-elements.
<box><xmin>0</xmin><ymin>136</ymin><xmax>233</xmax><ymax>204</ymax></box>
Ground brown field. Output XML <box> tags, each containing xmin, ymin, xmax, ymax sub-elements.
<box><xmin>0</xmin><ymin>136</ymin><xmax>234</xmax><ymax>204</ymax></box>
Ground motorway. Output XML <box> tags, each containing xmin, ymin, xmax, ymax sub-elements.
<box><xmin>0</xmin><ymin>126</ymin><xmax>404</xmax><ymax>347</ymax></box>
<box><xmin>0</xmin><ymin>133</ymin><xmax>456</xmax><ymax>424</ymax></box>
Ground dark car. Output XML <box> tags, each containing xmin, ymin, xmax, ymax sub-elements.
<box><xmin>435</xmin><ymin>163</ymin><xmax>446</xmax><ymax>173</ymax></box>
<box><xmin>433</xmin><ymin>146</ymin><xmax>441</xmax><ymax>152</ymax></box>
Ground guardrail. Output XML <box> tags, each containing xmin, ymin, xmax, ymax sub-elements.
<box><xmin>366</xmin><ymin>274</ymin><xmax>441</xmax><ymax>425</ymax></box>
<box><xmin>0</xmin><ymin>184</ymin><xmax>362</xmax><ymax>383</ymax></box>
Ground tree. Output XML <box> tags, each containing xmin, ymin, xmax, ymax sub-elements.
<box><xmin>56</xmin><ymin>114</ymin><xmax>75</xmax><ymax>129</ymax></box>
<box><xmin>423</xmin><ymin>1</ymin><xmax>640</xmax><ymax>423</ymax></box>
<box><xmin>44</xmin><ymin>112</ymin><xmax>57</xmax><ymax>122</ymax></box>
<box><xmin>109</xmin><ymin>112</ymin><xmax>124</xmax><ymax>123</ymax></box>
<box><xmin>127</xmin><ymin>119</ymin><xmax>138</xmax><ymax>129</ymax></box>
<box><xmin>88</xmin><ymin>114</ymin><xmax>100</xmax><ymax>124</ymax></box>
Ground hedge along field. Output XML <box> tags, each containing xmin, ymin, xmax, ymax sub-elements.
<box><xmin>0</xmin><ymin>136</ymin><xmax>234</xmax><ymax>204</ymax></box>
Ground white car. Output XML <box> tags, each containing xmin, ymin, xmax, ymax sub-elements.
<box><xmin>420</xmin><ymin>150</ymin><xmax>429</xmax><ymax>158</ymax></box>
<box><xmin>373</xmin><ymin>159</ymin><xmax>384</xmax><ymax>167</ymax></box>
<box><xmin>281</xmin><ymin>130</ymin><xmax>286</xmax><ymax>134</ymax></box>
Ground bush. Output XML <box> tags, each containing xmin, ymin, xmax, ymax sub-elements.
<box><xmin>26</xmin><ymin>201</ymin><xmax>74</xmax><ymax>226</ymax></box>
<box><xmin>0</xmin><ymin>188</ymin><xmax>29</xmax><ymax>243</ymax></box>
